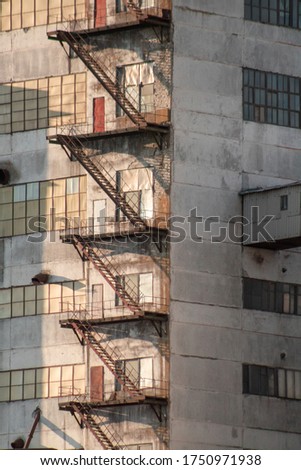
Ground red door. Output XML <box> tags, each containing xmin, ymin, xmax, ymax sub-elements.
<box><xmin>90</xmin><ymin>366</ymin><xmax>104</xmax><ymax>401</ymax></box>
<box><xmin>95</xmin><ymin>0</ymin><xmax>106</xmax><ymax>27</ymax></box>
<box><xmin>93</xmin><ymin>97</ymin><xmax>105</xmax><ymax>133</ymax></box>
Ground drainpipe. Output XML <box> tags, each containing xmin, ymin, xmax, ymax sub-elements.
<box><xmin>23</xmin><ymin>407</ymin><xmax>41</xmax><ymax>450</ymax></box>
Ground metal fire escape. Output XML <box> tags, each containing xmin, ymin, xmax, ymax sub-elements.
<box><xmin>48</xmin><ymin>1</ymin><xmax>170</xmax><ymax>449</ymax></box>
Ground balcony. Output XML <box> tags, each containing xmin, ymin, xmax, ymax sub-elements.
<box><xmin>242</xmin><ymin>182</ymin><xmax>301</xmax><ymax>250</ymax></box>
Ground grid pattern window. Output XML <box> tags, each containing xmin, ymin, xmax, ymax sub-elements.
<box><xmin>0</xmin><ymin>175</ymin><xmax>87</xmax><ymax>238</ymax></box>
<box><xmin>0</xmin><ymin>0</ymin><xmax>86</xmax><ymax>32</ymax></box>
<box><xmin>243</xmin><ymin>364</ymin><xmax>301</xmax><ymax>399</ymax></box>
<box><xmin>245</xmin><ymin>0</ymin><xmax>301</xmax><ymax>29</ymax></box>
<box><xmin>0</xmin><ymin>364</ymin><xmax>85</xmax><ymax>402</ymax></box>
<box><xmin>243</xmin><ymin>278</ymin><xmax>301</xmax><ymax>315</ymax></box>
<box><xmin>243</xmin><ymin>68</ymin><xmax>301</xmax><ymax>128</ymax></box>
<box><xmin>0</xmin><ymin>280</ymin><xmax>86</xmax><ymax>320</ymax></box>
<box><xmin>0</xmin><ymin>73</ymin><xmax>86</xmax><ymax>134</ymax></box>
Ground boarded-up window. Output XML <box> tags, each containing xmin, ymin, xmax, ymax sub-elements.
<box><xmin>117</xmin><ymin>167</ymin><xmax>154</xmax><ymax>220</ymax></box>
<box><xmin>117</xmin><ymin>62</ymin><xmax>154</xmax><ymax>114</ymax></box>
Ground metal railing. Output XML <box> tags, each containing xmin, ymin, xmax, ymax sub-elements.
<box><xmin>59</xmin><ymin>378</ymin><xmax>169</xmax><ymax>404</ymax></box>
<box><xmin>60</xmin><ymin>296</ymin><xmax>169</xmax><ymax>320</ymax></box>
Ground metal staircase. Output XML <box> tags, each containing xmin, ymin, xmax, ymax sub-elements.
<box><xmin>70</xmin><ymin>234</ymin><xmax>144</xmax><ymax>316</ymax></box>
<box><xmin>56</xmin><ymin>133</ymin><xmax>148</xmax><ymax>231</ymax></box>
<box><xmin>69</xmin><ymin>319</ymin><xmax>144</xmax><ymax>398</ymax></box>
<box><xmin>50</xmin><ymin>29</ymin><xmax>147</xmax><ymax>127</ymax></box>
<box><xmin>68</xmin><ymin>401</ymin><xmax>125</xmax><ymax>449</ymax></box>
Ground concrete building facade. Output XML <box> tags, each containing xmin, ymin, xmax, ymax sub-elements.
<box><xmin>0</xmin><ymin>0</ymin><xmax>301</xmax><ymax>450</ymax></box>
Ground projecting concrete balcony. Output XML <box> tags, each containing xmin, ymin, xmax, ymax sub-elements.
<box><xmin>242</xmin><ymin>182</ymin><xmax>301</xmax><ymax>250</ymax></box>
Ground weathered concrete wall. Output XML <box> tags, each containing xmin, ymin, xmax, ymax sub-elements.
<box><xmin>0</xmin><ymin>4</ymin><xmax>170</xmax><ymax>449</ymax></box>
<box><xmin>170</xmin><ymin>0</ymin><xmax>301</xmax><ymax>449</ymax></box>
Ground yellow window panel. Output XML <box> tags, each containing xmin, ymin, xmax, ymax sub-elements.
<box><xmin>49</xmin><ymin>297</ymin><xmax>61</xmax><ymax>313</ymax></box>
<box><xmin>36</xmin><ymin>10</ymin><xmax>47</xmax><ymax>25</ymax></box>
<box><xmin>38</xmin><ymin>96</ymin><xmax>48</xmax><ymax>109</ymax></box>
<box><xmin>74</xmin><ymin>364</ymin><xmax>85</xmax><ymax>380</ymax></box>
<box><xmin>25</xmin><ymin>285</ymin><xmax>36</xmax><ymax>301</ymax></box>
<box><xmin>11</xmin><ymin>15</ymin><xmax>21</xmax><ymax>30</ymax></box>
<box><xmin>40</xmin><ymin>199</ymin><xmax>53</xmax><ymax>216</ymax></box>
<box><xmin>12</xmin><ymin>122</ymin><xmax>24</xmax><ymax>133</ymax></box>
<box><xmin>79</xmin><ymin>176</ymin><xmax>87</xmax><ymax>192</ymax></box>
<box><xmin>53</xmin><ymin>179</ymin><xmax>66</xmax><ymax>197</ymax></box>
<box><xmin>75</xmin><ymin>0</ymin><xmax>86</xmax><ymax>19</ymax></box>
<box><xmin>0</xmin><ymin>288</ymin><xmax>11</xmax><ymax>304</ymax></box>
<box><xmin>62</xmin><ymin>73</ymin><xmax>75</xmax><ymax>84</ymax></box>
<box><xmin>40</xmin><ymin>181</ymin><xmax>53</xmax><ymax>199</ymax></box>
<box><xmin>49</xmin><ymin>366</ymin><xmax>61</xmax><ymax>383</ymax></box>
<box><xmin>0</xmin><ymin>106</ymin><xmax>12</xmax><ymax>118</ymax></box>
<box><xmin>13</xmin><ymin>218</ymin><xmax>26</xmax><ymax>235</ymax></box>
<box><xmin>49</xmin><ymin>75</ymin><xmax>61</xmax><ymax>88</ymax></box>
<box><xmin>0</xmin><ymin>220</ymin><xmax>12</xmax><ymax>237</ymax></box>
<box><xmin>0</xmin><ymin>84</ymin><xmax>11</xmax><ymax>95</ymax></box>
<box><xmin>74</xmin><ymin>379</ymin><xmax>85</xmax><ymax>394</ymax></box>
<box><xmin>50</xmin><ymin>283</ymin><xmax>62</xmax><ymax>298</ymax></box>
<box><xmin>36</xmin><ymin>368</ymin><xmax>49</xmax><ymax>384</ymax></box>
<box><xmin>12</xmin><ymin>301</ymin><xmax>24</xmax><ymax>317</ymax></box>
<box><xmin>63</xmin><ymin>0</ymin><xmax>75</xmax><ymax>6</ymax></box>
<box><xmin>38</xmin><ymin>118</ymin><xmax>48</xmax><ymax>128</ymax></box>
<box><xmin>37</xmin><ymin>299</ymin><xmax>49</xmax><ymax>315</ymax></box>
<box><xmin>0</xmin><ymin>203</ymin><xmax>12</xmax><ymax>220</ymax></box>
<box><xmin>76</xmin><ymin>73</ymin><xmax>86</xmax><ymax>83</ymax></box>
<box><xmin>36</xmin><ymin>382</ymin><xmax>48</xmax><ymax>398</ymax></box>
<box><xmin>0</xmin><ymin>388</ymin><xmax>10</xmax><ymax>401</ymax></box>
<box><xmin>38</xmin><ymin>78</ymin><xmax>48</xmax><ymax>90</ymax></box>
<box><xmin>76</xmin><ymin>82</ymin><xmax>86</xmax><ymax>93</ymax></box>
<box><xmin>12</xmin><ymin>0</ymin><xmax>21</xmax><ymax>15</ymax></box>
<box><xmin>24</xmin><ymin>369</ymin><xmax>35</xmax><ymax>384</ymax></box>
<box><xmin>36</xmin><ymin>284</ymin><xmax>49</xmax><ymax>300</ymax></box>
<box><xmin>22</xmin><ymin>12</ymin><xmax>34</xmax><ymax>28</ymax></box>
<box><xmin>12</xmin><ymin>286</ymin><xmax>24</xmax><ymax>302</ymax></box>
<box><xmin>25</xmin><ymin>120</ymin><xmax>37</xmax><ymax>131</ymax></box>
<box><xmin>11</xmin><ymin>370</ymin><xmax>23</xmax><ymax>386</ymax></box>
<box><xmin>26</xmin><ymin>200</ymin><xmax>39</xmax><ymax>217</ymax></box>
<box><xmin>0</xmin><ymin>372</ymin><xmax>10</xmax><ymax>387</ymax></box>
<box><xmin>12</xmin><ymin>101</ymin><xmax>24</xmax><ymax>112</ymax></box>
<box><xmin>0</xmin><ymin>187</ymin><xmax>12</xmax><ymax>204</ymax></box>
<box><xmin>12</xmin><ymin>111</ymin><xmax>24</xmax><ymax>124</ymax></box>
<box><xmin>1</xmin><ymin>1</ymin><xmax>11</xmax><ymax>15</ymax></box>
<box><xmin>53</xmin><ymin>195</ymin><xmax>66</xmax><ymax>212</ymax></box>
<box><xmin>14</xmin><ymin>202</ymin><xmax>26</xmax><ymax>218</ymax></box>
<box><xmin>62</xmin><ymin>365</ymin><xmax>73</xmax><ymax>381</ymax></box>
<box><xmin>0</xmin><ymin>94</ymin><xmax>11</xmax><ymax>105</ymax></box>
<box><xmin>0</xmin><ymin>304</ymin><xmax>11</xmax><ymax>319</ymax></box>
<box><xmin>22</xmin><ymin>0</ymin><xmax>35</xmax><ymax>13</ymax></box>
<box><xmin>24</xmin><ymin>384</ymin><xmax>35</xmax><ymax>399</ymax></box>
<box><xmin>11</xmin><ymin>386</ymin><xmax>22</xmax><ymax>401</ymax></box>
<box><xmin>24</xmin><ymin>301</ymin><xmax>36</xmax><ymax>316</ymax></box>
<box><xmin>38</xmin><ymin>109</ymin><xmax>48</xmax><ymax>120</ymax></box>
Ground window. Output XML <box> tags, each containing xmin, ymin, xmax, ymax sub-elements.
<box><xmin>245</xmin><ymin>0</ymin><xmax>301</xmax><ymax>29</ymax></box>
<box><xmin>116</xmin><ymin>62</ymin><xmax>154</xmax><ymax>116</ymax></box>
<box><xmin>243</xmin><ymin>278</ymin><xmax>301</xmax><ymax>314</ymax></box>
<box><xmin>0</xmin><ymin>0</ymin><xmax>86</xmax><ymax>32</ymax></box>
<box><xmin>243</xmin><ymin>68</ymin><xmax>301</xmax><ymax>128</ymax></box>
<box><xmin>115</xmin><ymin>272</ymin><xmax>153</xmax><ymax>306</ymax></box>
<box><xmin>0</xmin><ymin>364</ymin><xmax>85</xmax><ymax>402</ymax></box>
<box><xmin>0</xmin><ymin>73</ymin><xmax>86</xmax><ymax>134</ymax></box>
<box><xmin>115</xmin><ymin>357</ymin><xmax>153</xmax><ymax>391</ymax></box>
<box><xmin>243</xmin><ymin>364</ymin><xmax>301</xmax><ymax>399</ymax></box>
<box><xmin>0</xmin><ymin>175</ymin><xmax>87</xmax><ymax>238</ymax></box>
<box><xmin>280</xmin><ymin>194</ymin><xmax>288</xmax><ymax>210</ymax></box>
<box><xmin>0</xmin><ymin>280</ymin><xmax>86</xmax><ymax>320</ymax></box>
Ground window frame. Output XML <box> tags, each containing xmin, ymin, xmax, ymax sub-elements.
<box><xmin>244</xmin><ymin>0</ymin><xmax>301</xmax><ymax>30</ymax></box>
